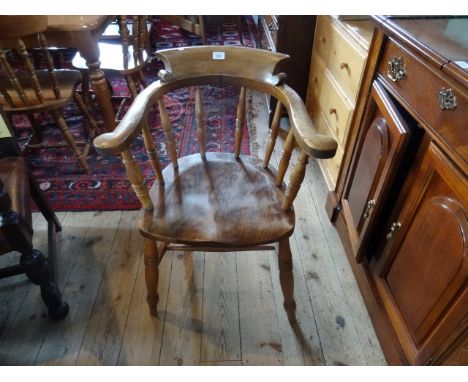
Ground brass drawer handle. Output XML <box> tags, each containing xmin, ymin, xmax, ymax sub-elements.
<box><xmin>363</xmin><ymin>199</ymin><xmax>377</xmax><ymax>220</ymax></box>
<box><xmin>387</xmin><ymin>57</ymin><xmax>407</xmax><ymax>82</ymax></box>
<box><xmin>386</xmin><ymin>221</ymin><xmax>402</xmax><ymax>241</ymax></box>
<box><xmin>329</xmin><ymin>107</ymin><xmax>337</xmax><ymax>115</ymax></box>
<box><xmin>438</xmin><ymin>87</ymin><xmax>457</xmax><ymax>110</ymax></box>
<box><xmin>320</xmin><ymin>35</ymin><xmax>326</xmax><ymax>43</ymax></box>
<box><xmin>340</xmin><ymin>61</ymin><xmax>349</xmax><ymax>70</ymax></box>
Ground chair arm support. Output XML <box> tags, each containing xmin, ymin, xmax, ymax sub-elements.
<box><xmin>279</xmin><ymin>85</ymin><xmax>338</xmax><ymax>159</ymax></box>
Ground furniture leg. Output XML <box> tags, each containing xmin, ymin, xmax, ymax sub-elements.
<box><xmin>50</xmin><ymin>109</ymin><xmax>89</xmax><ymax>173</ymax></box>
<box><xmin>278</xmin><ymin>237</ymin><xmax>297</xmax><ymax>323</ymax></box>
<box><xmin>76</xmin><ymin>35</ymin><xmax>116</xmax><ymax>132</ymax></box>
<box><xmin>89</xmin><ymin>66</ymin><xmax>116</xmax><ymax>131</ymax></box>
<box><xmin>47</xmin><ymin>219</ymin><xmax>57</xmax><ymax>284</ymax></box>
<box><xmin>80</xmin><ymin>69</ymin><xmax>92</xmax><ymax>108</ymax></box>
<box><xmin>144</xmin><ymin>238</ymin><xmax>160</xmax><ymax>317</ymax></box>
<box><xmin>126</xmin><ymin>74</ymin><xmax>139</xmax><ymax>98</ymax></box>
<box><xmin>20</xmin><ymin>248</ymin><xmax>69</xmax><ymax>320</ymax></box>
<box><xmin>73</xmin><ymin>91</ymin><xmax>99</xmax><ymax>139</ymax></box>
<box><xmin>79</xmin><ymin>69</ymin><xmax>94</xmax><ymax>133</ymax></box>
<box><xmin>26</xmin><ymin>112</ymin><xmax>43</xmax><ymax>144</ymax></box>
<box><xmin>137</xmin><ymin>71</ymin><xmax>147</xmax><ymax>89</ymax></box>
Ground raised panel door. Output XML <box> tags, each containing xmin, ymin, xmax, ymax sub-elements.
<box><xmin>341</xmin><ymin>80</ymin><xmax>411</xmax><ymax>260</ymax></box>
<box><xmin>374</xmin><ymin>142</ymin><xmax>468</xmax><ymax>365</ymax></box>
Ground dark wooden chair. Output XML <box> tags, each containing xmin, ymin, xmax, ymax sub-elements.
<box><xmin>0</xmin><ymin>16</ymin><xmax>98</xmax><ymax>174</ymax></box>
<box><xmin>93</xmin><ymin>46</ymin><xmax>337</xmax><ymax>323</ymax></box>
<box><xmin>0</xmin><ymin>109</ymin><xmax>69</xmax><ymax>320</ymax></box>
<box><xmin>72</xmin><ymin>16</ymin><xmax>150</xmax><ymax>123</ymax></box>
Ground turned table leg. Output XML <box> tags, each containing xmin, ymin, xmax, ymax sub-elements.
<box><xmin>76</xmin><ymin>35</ymin><xmax>116</xmax><ymax>132</ymax></box>
<box><xmin>20</xmin><ymin>249</ymin><xmax>69</xmax><ymax>320</ymax></box>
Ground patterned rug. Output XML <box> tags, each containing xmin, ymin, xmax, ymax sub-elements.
<box><xmin>13</xmin><ymin>16</ymin><xmax>260</xmax><ymax>211</ymax></box>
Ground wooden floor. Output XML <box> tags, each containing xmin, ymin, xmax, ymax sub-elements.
<box><xmin>0</xmin><ymin>91</ymin><xmax>386</xmax><ymax>366</ymax></box>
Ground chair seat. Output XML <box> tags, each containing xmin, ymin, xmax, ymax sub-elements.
<box><xmin>72</xmin><ymin>42</ymin><xmax>148</xmax><ymax>74</ymax></box>
<box><xmin>139</xmin><ymin>152</ymin><xmax>295</xmax><ymax>247</ymax></box>
<box><xmin>0</xmin><ymin>69</ymin><xmax>81</xmax><ymax>113</ymax></box>
<box><xmin>0</xmin><ymin>157</ymin><xmax>31</xmax><ymax>253</ymax></box>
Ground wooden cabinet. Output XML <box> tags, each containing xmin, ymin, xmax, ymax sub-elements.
<box><xmin>372</xmin><ymin>142</ymin><xmax>468</xmax><ymax>365</ymax></box>
<box><xmin>329</xmin><ymin>16</ymin><xmax>468</xmax><ymax>365</ymax></box>
<box><xmin>305</xmin><ymin>16</ymin><xmax>374</xmax><ymax>190</ymax></box>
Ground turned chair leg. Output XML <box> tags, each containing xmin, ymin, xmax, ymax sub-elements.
<box><xmin>26</xmin><ymin>112</ymin><xmax>43</xmax><ymax>144</ymax></box>
<box><xmin>20</xmin><ymin>248</ymin><xmax>69</xmax><ymax>320</ymax></box>
<box><xmin>51</xmin><ymin>109</ymin><xmax>89</xmax><ymax>174</ymax></box>
<box><xmin>278</xmin><ymin>237</ymin><xmax>297</xmax><ymax>323</ymax></box>
<box><xmin>144</xmin><ymin>238</ymin><xmax>160</xmax><ymax>317</ymax></box>
<box><xmin>74</xmin><ymin>91</ymin><xmax>99</xmax><ymax>141</ymax></box>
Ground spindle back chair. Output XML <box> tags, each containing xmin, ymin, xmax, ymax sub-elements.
<box><xmin>93</xmin><ymin>46</ymin><xmax>337</xmax><ymax>323</ymax></box>
<box><xmin>0</xmin><ymin>16</ymin><xmax>98</xmax><ymax>174</ymax></box>
<box><xmin>72</xmin><ymin>16</ymin><xmax>150</xmax><ymax>123</ymax></box>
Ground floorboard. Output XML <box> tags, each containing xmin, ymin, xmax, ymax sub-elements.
<box><xmin>158</xmin><ymin>251</ymin><xmax>204</xmax><ymax>366</ymax></box>
<box><xmin>201</xmin><ymin>252</ymin><xmax>241</xmax><ymax>363</ymax></box>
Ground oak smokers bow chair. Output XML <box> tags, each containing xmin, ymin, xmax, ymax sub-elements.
<box><xmin>72</xmin><ymin>16</ymin><xmax>150</xmax><ymax>123</ymax></box>
<box><xmin>0</xmin><ymin>16</ymin><xmax>98</xmax><ymax>174</ymax></box>
<box><xmin>93</xmin><ymin>46</ymin><xmax>338</xmax><ymax>322</ymax></box>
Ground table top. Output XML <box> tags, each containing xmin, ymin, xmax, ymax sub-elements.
<box><xmin>46</xmin><ymin>15</ymin><xmax>113</xmax><ymax>32</ymax></box>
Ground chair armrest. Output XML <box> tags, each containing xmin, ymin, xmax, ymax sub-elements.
<box><xmin>93</xmin><ymin>80</ymin><xmax>163</xmax><ymax>155</ymax></box>
<box><xmin>280</xmin><ymin>84</ymin><xmax>338</xmax><ymax>159</ymax></box>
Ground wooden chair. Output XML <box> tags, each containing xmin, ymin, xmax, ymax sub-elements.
<box><xmin>0</xmin><ymin>16</ymin><xmax>98</xmax><ymax>174</ymax></box>
<box><xmin>93</xmin><ymin>46</ymin><xmax>338</xmax><ymax>323</ymax></box>
<box><xmin>159</xmin><ymin>16</ymin><xmax>206</xmax><ymax>44</ymax></box>
<box><xmin>0</xmin><ymin>108</ymin><xmax>69</xmax><ymax>320</ymax></box>
<box><xmin>157</xmin><ymin>16</ymin><xmax>243</xmax><ymax>45</ymax></box>
<box><xmin>72</xmin><ymin>16</ymin><xmax>150</xmax><ymax>123</ymax></box>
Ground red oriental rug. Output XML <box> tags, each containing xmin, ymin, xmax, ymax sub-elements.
<box><xmin>12</xmin><ymin>16</ymin><xmax>260</xmax><ymax>211</ymax></box>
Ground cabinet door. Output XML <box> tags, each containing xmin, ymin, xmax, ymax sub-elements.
<box><xmin>374</xmin><ymin>142</ymin><xmax>468</xmax><ymax>365</ymax></box>
<box><xmin>341</xmin><ymin>80</ymin><xmax>411</xmax><ymax>260</ymax></box>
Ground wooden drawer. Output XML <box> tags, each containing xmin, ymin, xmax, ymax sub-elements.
<box><xmin>378</xmin><ymin>37</ymin><xmax>468</xmax><ymax>167</ymax></box>
<box><xmin>314</xmin><ymin>16</ymin><xmax>367</xmax><ymax>101</ymax></box>
<box><xmin>307</xmin><ymin>98</ymin><xmax>344</xmax><ymax>188</ymax></box>
<box><xmin>308</xmin><ymin>54</ymin><xmax>354</xmax><ymax>147</ymax></box>
<box><xmin>319</xmin><ymin>143</ymin><xmax>344</xmax><ymax>187</ymax></box>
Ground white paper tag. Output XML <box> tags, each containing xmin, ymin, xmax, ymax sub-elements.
<box><xmin>454</xmin><ymin>60</ymin><xmax>468</xmax><ymax>69</ymax></box>
<box><xmin>212</xmin><ymin>51</ymin><xmax>225</xmax><ymax>60</ymax></box>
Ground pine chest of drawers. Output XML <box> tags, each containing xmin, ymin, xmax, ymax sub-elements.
<box><xmin>306</xmin><ymin>16</ymin><xmax>374</xmax><ymax>190</ymax></box>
